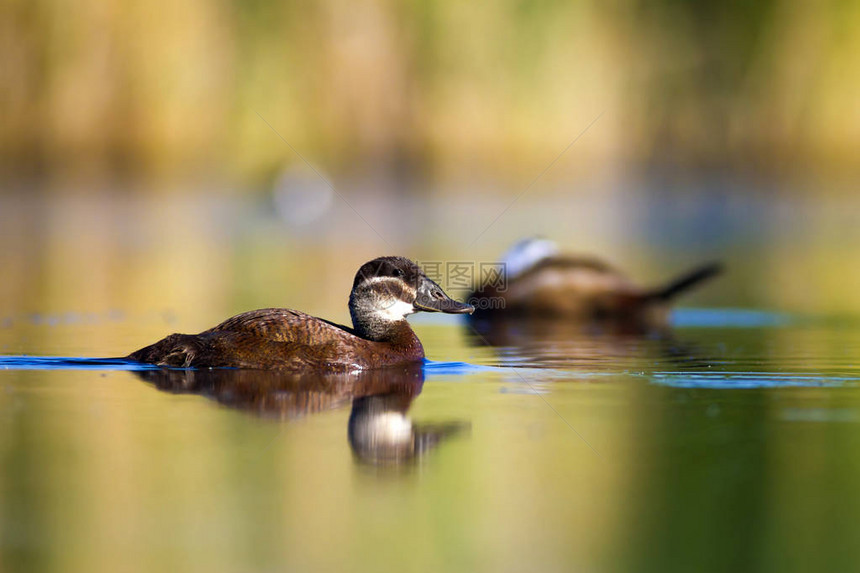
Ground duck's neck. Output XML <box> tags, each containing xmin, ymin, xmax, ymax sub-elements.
<box><xmin>349</xmin><ymin>299</ymin><xmax>423</xmax><ymax>350</ymax></box>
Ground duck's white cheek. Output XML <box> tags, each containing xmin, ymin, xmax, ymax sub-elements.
<box><xmin>374</xmin><ymin>299</ymin><xmax>416</xmax><ymax>321</ymax></box>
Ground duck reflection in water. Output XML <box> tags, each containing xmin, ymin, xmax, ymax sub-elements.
<box><xmin>465</xmin><ymin>315</ymin><xmax>716</xmax><ymax>370</ymax></box>
<box><xmin>133</xmin><ymin>363</ymin><xmax>468</xmax><ymax>467</ymax></box>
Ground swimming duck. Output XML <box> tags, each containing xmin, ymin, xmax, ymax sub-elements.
<box><xmin>468</xmin><ymin>238</ymin><xmax>722</xmax><ymax>328</ymax></box>
<box><xmin>127</xmin><ymin>256</ymin><xmax>474</xmax><ymax>370</ymax></box>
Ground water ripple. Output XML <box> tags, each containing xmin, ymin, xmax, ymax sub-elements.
<box><xmin>672</xmin><ymin>308</ymin><xmax>791</xmax><ymax>328</ymax></box>
<box><xmin>423</xmin><ymin>359</ymin><xmax>503</xmax><ymax>377</ymax></box>
<box><xmin>0</xmin><ymin>356</ymin><xmax>156</xmax><ymax>371</ymax></box>
<box><xmin>651</xmin><ymin>371</ymin><xmax>859</xmax><ymax>389</ymax></box>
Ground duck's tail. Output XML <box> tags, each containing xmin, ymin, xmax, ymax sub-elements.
<box><xmin>126</xmin><ymin>333</ymin><xmax>203</xmax><ymax>368</ymax></box>
<box><xmin>648</xmin><ymin>262</ymin><xmax>724</xmax><ymax>301</ymax></box>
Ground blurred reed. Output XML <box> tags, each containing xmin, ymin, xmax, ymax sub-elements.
<box><xmin>1</xmin><ymin>0</ymin><xmax>859</xmax><ymax>188</ymax></box>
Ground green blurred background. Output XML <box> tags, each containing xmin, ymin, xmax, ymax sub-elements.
<box><xmin>1</xmin><ymin>0</ymin><xmax>859</xmax><ymax>327</ymax></box>
<box><xmin>3</xmin><ymin>0</ymin><xmax>860</xmax><ymax>182</ymax></box>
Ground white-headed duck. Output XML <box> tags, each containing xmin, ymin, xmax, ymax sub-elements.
<box><xmin>468</xmin><ymin>238</ymin><xmax>722</xmax><ymax>328</ymax></box>
<box><xmin>128</xmin><ymin>256</ymin><xmax>474</xmax><ymax>370</ymax></box>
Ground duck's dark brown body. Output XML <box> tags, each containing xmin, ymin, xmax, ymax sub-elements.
<box><xmin>127</xmin><ymin>308</ymin><xmax>424</xmax><ymax>370</ymax></box>
<box><xmin>127</xmin><ymin>256</ymin><xmax>474</xmax><ymax>370</ymax></box>
<box><xmin>469</xmin><ymin>255</ymin><xmax>722</xmax><ymax>328</ymax></box>
<box><xmin>475</xmin><ymin>256</ymin><xmax>646</xmax><ymax>317</ymax></box>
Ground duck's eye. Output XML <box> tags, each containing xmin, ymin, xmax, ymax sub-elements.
<box><xmin>394</xmin><ymin>269</ymin><xmax>405</xmax><ymax>278</ymax></box>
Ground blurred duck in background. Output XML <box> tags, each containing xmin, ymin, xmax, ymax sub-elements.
<box><xmin>468</xmin><ymin>238</ymin><xmax>722</xmax><ymax>333</ymax></box>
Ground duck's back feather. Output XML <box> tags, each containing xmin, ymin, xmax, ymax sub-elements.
<box><xmin>205</xmin><ymin>308</ymin><xmax>357</xmax><ymax>344</ymax></box>
<box><xmin>128</xmin><ymin>308</ymin><xmax>423</xmax><ymax>370</ymax></box>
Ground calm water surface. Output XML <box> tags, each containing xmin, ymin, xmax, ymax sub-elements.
<box><xmin>2</xmin><ymin>309</ymin><xmax>860</xmax><ymax>573</ymax></box>
<box><xmin>2</xmin><ymin>187</ymin><xmax>859</xmax><ymax>572</ymax></box>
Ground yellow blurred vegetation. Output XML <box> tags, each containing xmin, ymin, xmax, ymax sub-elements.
<box><xmin>1</xmin><ymin>0</ymin><xmax>859</xmax><ymax>186</ymax></box>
